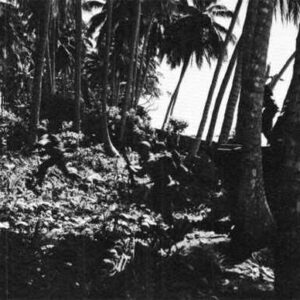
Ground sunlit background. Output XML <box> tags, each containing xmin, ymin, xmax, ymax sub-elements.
<box><xmin>147</xmin><ymin>0</ymin><xmax>297</xmax><ymax>141</ymax></box>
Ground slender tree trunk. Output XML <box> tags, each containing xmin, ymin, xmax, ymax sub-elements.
<box><xmin>74</xmin><ymin>0</ymin><xmax>82</xmax><ymax>133</ymax></box>
<box><xmin>115</xmin><ymin>76</ymin><xmax>121</xmax><ymax>106</ymax></box>
<box><xmin>232</xmin><ymin>0</ymin><xmax>275</xmax><ymax>254</ymax></box>
<box><xmin>51</xmin><ymin>18</ymin><xmax>57</xmax><ymax>94</ymax></box>
<box><xmin>100</xmin><ymin>0</ymin><xmax>119</xmax><ymax>156</ymax></box>
<box><xmin>161</xmin><ymin>58</ymin><xmax>189</xmax><ymax>130</ymax></box>
<box><xmin>111</xmin><ymin>49</ymin><xmax>118</xmax><ymax>106</ymax></box>
<box><xmin>134</xmin><ymin>18</ymin><xmax>154</xmax><ymax>106</ymax></box>
<box><xmin>46</xmin><ymin>37</ymin><xmax>53</xmax><ymax>95</ymax></box>
<box><xmin>206</xmin><ymin>38</ymin><xmax>241</xmax><ymax>144</ymax></box>
<box><xmin>190</xmin><ymin>0</ymin><xmax>243</xmax><ymax>156</ymax></box>
<box><xmin>29</xmin><ymin>0</ymin><xmax>51</xmax><ymax>146</ymax></box>
<box><xmin>119</xmin><ymin>0</ymin><xmax>141</xmax><ymax>144</ymax></box>
<box><xmin>268</xmin><ymin>51</ymin><xmax>295</xmax><ymax>91</ymax></box>
<box><xmin>131</xmin><ymin>37</ymin><xmax>140</xmax><ymax>107</ymax></box>
<box><xmin>218</xmin><ymin>52</ymin><xmax>242</xmax><ymax>144</ymax></box>
<box><xmin>138</xmin><ymin>48</ymin><xmax>151</xmax><ymax>103</ymax></box>
<box><xmin>131</xmin><ymin>12</ymin><xmax>142</xmax><ymax>107</ymax></box>
<box><xmin>274</xmin><ymin>26</ymin><xmax>300</xmax><ymax>299</ymax></box>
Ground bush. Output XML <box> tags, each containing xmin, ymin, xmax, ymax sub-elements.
<box><xmin>167</xmin><ymin>117</ymin><xmax>189</xmax><ymax>135</ymax></box>
<box><xmin>106</xmin><ymin>105</ymin><xmax>155</xmax><ymax>148</ymax></box>
<box><xmin>0</xmin><ymin>109</ymin><xmax>28</xmax><ymax>151</ymax></box>
<box><xmin>58</xmin><ymin>121</ymin><xmax>84</xmax><ymax>149</ymax></box>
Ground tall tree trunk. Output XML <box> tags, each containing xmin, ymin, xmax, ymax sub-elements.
<box><xmin>232</xmin><ymin>0</ymin><xmax>275</xmax><ymax>254</ymax></box>
<box><xmin>115</xmin><ymin>75</ymin><xmax>121</xmax><ymax>106</ymax></box>
<box><xmin>119</xmin><ymin>0</ymin><xmax>141</xmax><ymax>144</ymax></box>
<box><xmin>218</xmin><ymin>52</ymin><xmax>242</xmax><ymax>144</ymax></box>
<box><xmin>274</xmin><ymin>26</ymin><xmax>300</xmax><ymax>299</ymax></box>
<box><xmin>111</xmin><ymin>49</ymin><xmax>118</xmax><ymax>106</ymax></box>
<box><xmin>190</xmin><ymin>0</ymin><xmax>243</xmax><ymax>156</ymax></box>
<box><xmin>50</xmin><ymin>18</ymin><xmax>57</xmax><ymax>94</ymax></box>
<box><xmin>74</xmin><ymin>0</ymin><xmax>82</xmax><ymax>133</ymax></box>
<box><xmin>29</xmin><ymin>0</ymin><xmax>51</xmax><ymax>146</ymax></box>
<box><xmin>268</xmin><ymin>51</ymin><xmax>295</xmax><ymax>91</ymax></box>
<box><xmin>137</xmin><ymin>48</ymin><xmax>151</xmax><ymax>103</ymax></box>
<box><xmin>161</xmin><ymin>58</ymin><xmax>189</xmax><ymax>130</ymax></box>
<box><xmin>131</xmin><ymin>34</ymin><xmax>140</xmax><ymax>107</ymax></box>
<box><xmin>134</xmin><ymin>17</ymin><xmax>154</xmax><ymax>107</ymax></box>
<box><xmin>235</xmin><ymin>0</ymin><xmax>261</xmax><ymax>142</ymax></box>
<box><xmin>100</xmin><ymin>0</ymin><xmax>119</xmax><ymax>156</ymax></box>
<box><xmin>206</xmin><ymin>38</ymin><xmax>241</xmax><ymax>144</ymax></box>
<box><xmin>46</xmin><ymin>37</ymin><xmax>53</xmax><ymax>95</ymax></box>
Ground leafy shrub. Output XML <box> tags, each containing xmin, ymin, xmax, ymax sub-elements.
<box><xmin>58</xmin><ymin>121</ymin><xmax>84</xmax><ymax>149</ymax></box>
<box><xmin>167</xmin><ymin>117</ymin><xmax>189</xmax><ymax>135</ymax></box>
<box><xmin>0</xmin><ymin>109</ymin><xmax>28</xmax><ymax>151</ymax></box>
<box><xmin>123</xmin><ymin>106</ymin><xmax>155</xmax><ymax>148</ymax></box>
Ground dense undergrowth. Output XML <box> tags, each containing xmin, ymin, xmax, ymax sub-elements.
<box><xmin>0</xmin><ymin>143</ymin><xmax>274</xmax><ymax>299</ymax></box>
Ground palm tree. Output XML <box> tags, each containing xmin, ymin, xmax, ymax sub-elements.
<box><xmin>231</xmin><ymin>0</ymin><xmax>275</xmax><ymax>252</ymax></box>
<box><xmin>48</xmin><ymin>0</ymin><xmax>73</xmax><ymax>95</ymax></box>
<box><xmin>86</xmin><ymin>0</ymin><xmax>136</xmax><ymax>93</ymax></box>
<box><xmin>74</xmin><ymin>0</ymin><xmax>82</xmax><ymax>133</ymax></box>
<box><xmin>275</xmin><ymin>26</ymin><xmax>300</xmax><ymax>299</ymax></box>
<box><xmin>134</xmin><ymin>0</ymin><xmax>178</xmax><ymax>107</ymax></box>
<box><xmin>218</xmin><ymin>2</ymin><xmax>296</xmax><ymax>146</ymax></box>
<box><xmin>266</xmin><ymin>0</ymin><xmax>300</xmax><ymax>137</ymax></box>
<box><xmin>271</xmin><ymin>0</ymin><xmax>300</xmax><ymax>297</ymax></box>
<box><xmin>218</xmin><ymin>52</ymin><xmax>242</xmax><ymax>144</ymax></box>
<box><xmin>100</xmin><ymin>0</ymin><xmax>119</xmax><ymax>156</ymax></box>
<box><xmin>161</xmin><ymin>0</ymin><xmax>233</xmax><ymax>130</ymax></box>
<box><xmin>133</xmin><ymin>20</ymin><xmax>153</xmax><ymax>106</ymax></box>
<box><xmin>85</xmin><ymin>0</ymin><xmax>174</xmax><ymax>111</ymax></box>
<box><xmin>206</xmin><ymin>37</ymin><xmax>242</xmax><ymax>144</ymax></box>
<box><xmin>119</xmin><ymin>0</ymin><xmax>142</xmax><ymax>144</ymax></box>
<box><xmin>29</xmin><ymin>0</ymin><xmax>51</xmax><ymax>145</ymax></box>
<box><xmin>190</xmin><ymin>0</ymin><xmax>242</xmax><ymax>156</ymax></box>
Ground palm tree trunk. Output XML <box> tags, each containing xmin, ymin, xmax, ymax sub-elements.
<box><xmin>138</xmin><ymin>48</ymin><xmax>151</xmax><ymax>103</ymax></box>
<box><xmin>235</xmin><ymin>0</ymin><xmax>263</xmax><ymax>142</ymax></box>
<box><xmin>100</xmin><ymin>0</ymin><xmax>119</xmax><ymax>156</ymax></box>
<box><xmin>46</xmin><ymin>37</ymin><xmax>53</xmax><ymax>95</ymax></box>
<box><xmin>115</xmin><ymin>75</ymin><xmax>121</xmax><ymax>106</ymax></box>
<box><xmin>134</xmin><ymin>18</ymin><xmax>154</xmax><ymax>107</ymax></box>
<box><xmin>161</xmin><ymin>58</ymin><xmax>189</xmax><ymax>130</ymax></box>
<box><xmin>218</xmin><ymin>52</ymin><xmax>242</xmax><ymax>144</ymax></box>
<box><xmin>51</xmin><ymin>18</ymin><xmax>57</xmax><ymax>94</ymax></box>
<box><xmin>74</xmin><ymin>0</ymin><xmax>82</xmax><ymax>133</ymax></box>
<box><xmin>190</xmin><ymin>0</ymin><xmax>243</xmax><ymax>156</ymax></box>
<box><xmin>232</xmin><ymin>0</ymin><xmax>275</xmax><ymax>253</ymax></box>
<box><xmin>111</xmin><ymin>49</ymin><xmax>118</xmax><ymax>106</ymax></box>
<box><xmin>131</xmin><ymin>36</ymin><xmax>140</xmax><ymax>107</ymax></box>
<box><xmin>274</xmin><ymin>26</ymin><xmax>300</xmax><ymax>299</ymax></box>
<box><xmin>119</xmin><ymin>0</ymin><xmax>141</xmax><ymax>144</ymax></box>
<box><xmin>206</xmin><ymin>38</ymin><xmax>241</xmax><ymax>144</ymax></box>
<box><xmin>268</xmin><ymin>51</ymin><xmax>295</xmax><ymax>91</ymax></box>
<box><xmin>29</xmin><ymin>0</ymin><xmax>51</xmax><ymax>146</ymax></box>
<box><xmin>169</xmin><ymin>90</ymin><xmax>178</xmax><ymax>116</ymax></box>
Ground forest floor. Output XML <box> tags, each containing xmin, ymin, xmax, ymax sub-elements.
<box><xmin>0</xmin><ymin>146</ymin><xmax>274</xmax><ymax>299</ymax></box>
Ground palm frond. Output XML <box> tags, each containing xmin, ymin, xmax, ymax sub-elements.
<box><xmin>213</xmin><ymin>22</ymin><xmax>236</xmax><ymax>43</ymax></box>
<box><xmin>276</xmin><ymin>0</ymin><xmax>300</xmax><ymax>24</ymax></box>
<box><xmin>208</xmin><ymin>8</ymin><xmax>233</xmax><ymax>19</ymax></box>
<box><xmin>82</xmin><ymin>0</ymin><xmax>104</xmax><ymax>12</ymax></box>
<box><xmin>87</xmin><ymin>11</ymin><xmax>106</xmax><ymax>36</ymax></box>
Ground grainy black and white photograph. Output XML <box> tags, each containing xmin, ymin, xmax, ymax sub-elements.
<box><xmin>0</xmin><ymin>0</ymin><xmax>299</xmax><ymax>299</ymax></box>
